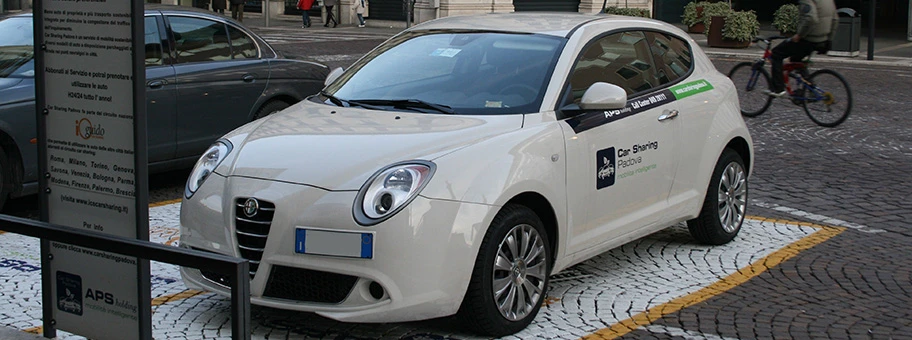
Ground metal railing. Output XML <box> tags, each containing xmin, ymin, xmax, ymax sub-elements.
<box><xmin>0</xmin><ymin>214</ymin><xmax>251</xmax><ymax>340</ymax></box>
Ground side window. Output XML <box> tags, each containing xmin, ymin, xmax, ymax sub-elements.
<box><xmin>645</xmin><ymin>32</ymin><xmax>693</xmax><ymax>85</ymax></box>
<box><xmin>168</xmin><ymin>16</ymin><xmax>232</xmax><ymax>64</ymax></box>
<box><xmin>568</xmin><ymin>31</ymin><xmax>659</xmax><ymax>102</ymax></box>
<box><xmin>144</xmin><ymin>16</ymin><xmax>163</xmax><ymax>67</ymax></box>
<box><xmin>227</xmin><ymin>25</ymin><xmax>258</xmax><ymax>59</ymax></box>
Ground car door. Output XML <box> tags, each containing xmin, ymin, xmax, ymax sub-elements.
<box><xmin>641</xmin><ymin>31</ymin><xmax>712</xmax><ymax>217</ymax></box>
<box><xmin>166</xmin><ymin>15</ymin><xmax>268</xmax><ymax>160</ymax></box>
<box><xmin>144</xmin><ymin>14</ymin><xmax>177</xmax><ymax>164</ymax></box>
<box><xmin>559</xmin><ymin>30</ymin><xmax>681</xmax><ymax>255</ymax></box>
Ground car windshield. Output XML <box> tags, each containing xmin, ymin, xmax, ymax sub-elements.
<box><xmin>324</xmin><ymin>31</ymin><xmax>564</xmax><ymax>115</ymax></box>
<box><xmin>0</xmin><ymin>17</ymin><xmax>35</xmax><ymax>78</ymax></box>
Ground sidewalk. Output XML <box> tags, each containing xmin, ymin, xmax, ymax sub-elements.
<box><xmin>235</xmin><ymin>10</ymin><xmax>912</xmax><ymax>67</ymax></box>
<box><xmin>0</xmin><ymin>328</ymin><xmax>41</xmax><ymax>340</ymax></box>
<box><xmin>679</xmin><ymin>23</ymin><xmax>912</xmax><ymax>67</ymax></box>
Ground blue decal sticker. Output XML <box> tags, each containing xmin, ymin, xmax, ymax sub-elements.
<box><xmin>361</xmin><ymin>234</ymin><xmax>373</xmax><ymax>259</ymax></box>
<box><xmin>295</xmin><ymin>229</ymin><xmax>306</xmax><ymax>254</ymax></box>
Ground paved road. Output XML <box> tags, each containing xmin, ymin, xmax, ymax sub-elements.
<box><xmin>2</xmin><ymin>24</ymin><xmax>911</xmax><ymax>340</ymax></box>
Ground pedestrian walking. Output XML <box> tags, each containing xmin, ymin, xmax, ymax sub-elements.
<box><xmin>211</xmin><ymin>0</ymin><xmax>227</xmax><ymax>14</ymax></box>
<box><xmin>351</xmin><ymin>0</ymin><xmax>367</xmax><ymax>27</ymax></box>
<box><xmin>323</xmin><ymin>0</ymin><xmax>338</xmax><ymax>28</ymax></box>
<box><xmin>230</xmin><ymin>0</ymin><xmax>244</xmax><ymax>22</ymax></box>
<box><xmin>297</xmin><ymin>0</ymin><xmax>315</xmax><ymax>28</ymax></box>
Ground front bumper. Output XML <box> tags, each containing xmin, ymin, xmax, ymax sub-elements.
<box><xmin>179</xmin><ymin>174</ymin><xmax>495</xmax><ymax>323</ymax></box>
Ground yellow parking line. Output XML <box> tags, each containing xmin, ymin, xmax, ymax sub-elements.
<box><xmin>580</xmin><ymin>218</ymin><xmax>845</xmax><ymax>340</ymax></box>
<box><xmin>152</xmin><ymin>289</ymin><xmax>205</xmax><ymax>306</ymax></box>
<box><xmin>150</xmin><ymin>198</ymin><xmax>182</xmax><ymax>208</ymax></box>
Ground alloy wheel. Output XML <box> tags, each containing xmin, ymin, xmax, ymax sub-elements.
<box><xmin>718</xmin><ymin>162</ymin><xmax>747</xmax><ymax>233</ymax></box>
<box><xmin>492</xmin><ymin>223</ymin><xmax>547</xmax><ymax>321</ymax></box>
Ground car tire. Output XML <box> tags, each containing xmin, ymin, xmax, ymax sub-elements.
<box><xmin>253</xmin><ymin>100</ymin><xmax>290</xmax><ymax>120</ymax></box>
<box><xmin>687</xmin><ymin>148</ymin><xmax>748</xmax><ymax>245</ymax></box>
<box><xmin>0</xmin><ymin>147</ymin><xmax>11</xmax><ymax>211</ymax></box>
<box><xmin>457</xmin><ymin>204</ymin><xmax>551</xmax><ymax>336</ymax></box>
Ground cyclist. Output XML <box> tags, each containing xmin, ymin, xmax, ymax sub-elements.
<box><xmin>768</xmin><ymin>0</ymin><xmax>838</xmax><ymax>97</ymax></box>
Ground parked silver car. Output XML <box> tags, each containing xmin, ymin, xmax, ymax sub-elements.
<box><xmin>0</xmin><ymin>5</ymin><xmax>329</xmax><ymax>209</ymax></box>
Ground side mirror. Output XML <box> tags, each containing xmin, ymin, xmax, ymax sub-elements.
<box><xmin>324</xmin><ymin>67</ymin><xmax>344</xmax><ymax>86</ymax></box>
<box><xmin>579</xmin><ymin>82</ymin><xmax>627</xmax><ymax>110</ymax></box>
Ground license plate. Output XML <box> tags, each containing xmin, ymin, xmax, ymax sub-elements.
<box><xmin>294</xmin><ymin>228</ymin><xmax>374</xmax><ymax>259</ymax></box>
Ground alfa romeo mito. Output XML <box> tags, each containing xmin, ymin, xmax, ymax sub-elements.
<box><xmin>179</xmin><ymin>12</ymin><xmax>752</xmax><ymax>336</ymax></box>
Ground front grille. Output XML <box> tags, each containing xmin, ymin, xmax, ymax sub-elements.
<box><xmin>263</xmin><ymin>266</ymin><xmax>358</xmax><ymax>304</ymax></box>
<box><xmin>235</xmin><ymin>197</ymin><xmax>276</xmax><ymax>278</ymax></box>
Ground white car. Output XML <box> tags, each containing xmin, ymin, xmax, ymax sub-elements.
<box><xmin>179</xmin><ymin>12</ymin><xmax>752</xmax><ymax>336</ymax></box>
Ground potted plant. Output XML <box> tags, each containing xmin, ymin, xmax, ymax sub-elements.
<box><xmin>701</xmin><ymin>1</ymin><xmax>733</xmax><ymax>37</ymax></box>
<box><xmin>604</xmin><ymin>6</ymin><xmax>650</xmax><ymax>17</ymax></box>
<box><xmin>773</xmin><ymin>3</ymin><xmax>800</xmax><ymax>36</ymax></box>
<box><xmin>721</xmin><ymin>10</ymin><xmax>760</xmax><ymax>47</ymax></box>
<box><xmin>682</xmin><ymin>1</ymin><xmax>712</xmax><ymax>33</ymax></box>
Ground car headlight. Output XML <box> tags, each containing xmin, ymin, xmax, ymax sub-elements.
<box><xmin>185</xmin><ymin>140</ymin><xmax>232</xmax><ymax>198</ymax></box>
<box><xmin>353</xmin><ymin>161</ymin><xmax>436</xmax><ymax>226</ymax></box>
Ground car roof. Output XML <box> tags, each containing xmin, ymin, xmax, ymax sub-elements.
<box><xmin>405</xmin><ymin>12</ymin><xmax>669</xmax><ymax>37</ymax></box>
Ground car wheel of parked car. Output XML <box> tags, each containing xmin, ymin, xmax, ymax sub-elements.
<box><xmin>253</xmin><ymin>100</ymin><xmax>290</xmax><ymax>120</ymax></box>
<box><xmin>458</xmin><ymin>204</ymin><xmax>551</xmax><ymax>336</ymax></box>
<box><xmin>687</xmin><ymin>148</ymin><xmax>748</xmax><ymax>245</ymax></box>
<box><xmin>0</xmin><ymin>148</ymin><xmax>10</xmax><ymax>211</ymax></box>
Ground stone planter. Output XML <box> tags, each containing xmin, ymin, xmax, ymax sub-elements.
<box><xmin>687</xmin><ymin>6</ymin><xmax>705</xmax><ymax>33</ymax></box>
<box><xmin>707</xmin><ymin>16</ymin><xmax>751</xmax><ymax>48</ymax></box>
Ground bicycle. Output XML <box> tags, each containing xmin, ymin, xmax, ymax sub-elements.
<box><xmin>727</xmin><ymin>36</ymin><xmax>853</xmax><ymax>127</ymax></box>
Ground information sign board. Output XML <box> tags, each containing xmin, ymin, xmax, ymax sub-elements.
<box><xmin>35</xmin><ymin>1</ymin><xmax>149</xmax><ymax>339</ymax></box>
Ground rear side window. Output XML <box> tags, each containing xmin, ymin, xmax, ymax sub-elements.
<box><xmin>168</xmin><ymin>16</ymin><xmax>232</xmax><ymax>64</ymax></box>
<box><xmin>227</xmin><ymin>25</ymin><xmax>258</xmax><ymax>59</ymax></box>
<box><xmin>568</xmin><ymin>31</ymin><xmax>660</xmax><ymax>102</ymax></box>
<box><xmin>645</xmin><ymin>31</ymin><xmax>693</xmax><ymax>85</ymax></box>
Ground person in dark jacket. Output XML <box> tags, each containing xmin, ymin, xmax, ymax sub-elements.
<box><xmin>211</xmin><ymin>0</ymin><xmax>227</xmax><ymax>14</ymax></box>
<box><xmin>323</xmin><ymin>0</ymin><xmax>338</xmax><ymax>28</ymax></box>
<box><xmin>769</xmin><ymin>0</ymin><xmax>838</xmax><ymax>97</ymax></box>
<box><xmin>230</xmin><ymin>0</ymin><xmax>245</xmax><ymax>21</ymax></box>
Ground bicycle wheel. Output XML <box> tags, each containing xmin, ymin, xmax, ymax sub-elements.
<box><xmin>727</xmin><ymin>62</ymin><xmax>773</xmax><ymax>117</ymax></box>
<box><xmin>802</xmin><ymin>69</ymin><xmax>852</xmax><ymax>127</ymax></box>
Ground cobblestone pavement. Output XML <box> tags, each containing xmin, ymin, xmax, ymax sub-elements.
<box><xmin>611</xmin><ymin>59</ymin><xmax>912</xmax><ymax>340</ymax></box>
<box><xmin>1</xmin><ymin>203</ymin><xmax>838</xmax><ymax>339</ymax></box>
<box><xmin>2</xmin><ymin>17</ymin><xmax>912</xmax><ymax>340</ymax></box>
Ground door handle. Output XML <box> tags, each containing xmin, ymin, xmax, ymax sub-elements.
<box><xmin>147</xmin><ymin>80</ymin><xmax>165</xmax><ymax>89</ymax></box>
<box><xmin>658</xmin><ymin>109</ymin><xmax>679</xmax><ymax>121</ymax></box>
<box><xmin>242</xmin><ymin>74</ymin><xmax>255</xmax><ymax>83</ymax></box>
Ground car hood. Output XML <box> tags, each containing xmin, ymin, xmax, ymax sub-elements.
<box><xmin>226</xmin><ymin>100</ymin><xmax>525</xmax><ymax>190</ymax></box>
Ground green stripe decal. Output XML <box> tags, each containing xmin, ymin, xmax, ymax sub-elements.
<box><xmin>670</xmin><ymin>79</ymin><xmax>714</xmax><ymax>99</ymax></box>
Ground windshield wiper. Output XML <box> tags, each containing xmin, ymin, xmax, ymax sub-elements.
<box><xmin>320</xmin><ymin>90</ymin><xmax>347</xmax><ymax>107</ymax></box>
<box><xmin>348</xmin><ymin>99</ymin><xmax>455</xmax><ymax>114</ymax></box>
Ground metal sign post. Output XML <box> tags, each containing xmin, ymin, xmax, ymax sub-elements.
<box><xmin>265</xmin><ymin>0</ymin><xmax>271</xmax><ymax>27</ymax></box>
<box><xmin>867</xmin><ymin>0</ymin><xmax>876</xmax><ymax>60</ymax></box>
<box><xmin>907</xmin><ymin>0</ymin><xmax>911</xmax><ymax>41</ymax></box>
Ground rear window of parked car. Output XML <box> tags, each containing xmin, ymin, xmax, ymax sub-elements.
<box><xmin>169</xmin><ymin>16</ymin><xmax>261</xmax><ymax>64</ymax></box>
